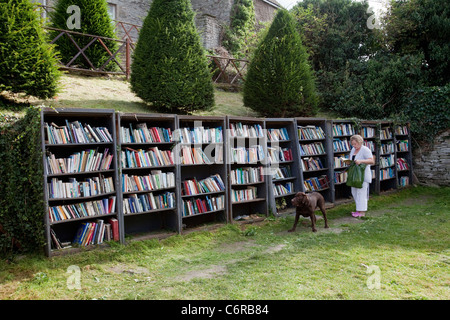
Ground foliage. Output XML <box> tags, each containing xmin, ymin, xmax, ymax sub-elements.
<box><xmin>130</xmin><ymin>0</ymin><xmax>214</xmax><ymax>114</ymax></box>
<box><xmin>0</xmin><ymin>106</ymin><xmax>45</xmax><ymax>256</ymax></box>
<box><xmin>243</xmin><ymin>9</ymin><xmax>318</xmax><ymax>117</ymax></box>
<box><xmin>222</xmin><ymin>0</ymin><xmax>257</xmax><ymax>59</ymax></box>
<box><xmin>383</xmin><ymin>0</ymin><xmax>450</xmax><ymax>86</ymax></box>
<box><xmin>331</xmin><ymin>53</ymin><xmax>424</xmax><ymax>119</ymax></box>
<box><xmin>397</xmin><ymin>84</ymin><xmax>450</xmax><ymax>144</ymax></box>
<box><xmin>0</xmin><ymin>0</ymin><xmax>61</xmax><ymax>99</ymax></box>
<box><xmin>291</xmin><ymin>0</ymin><xmax>379</xmax><ymax>110</ymax></box>
<box><xmin>50</xmin><ymin>0</ymin><xmax>119</xmax><ymax>71</ymax></box>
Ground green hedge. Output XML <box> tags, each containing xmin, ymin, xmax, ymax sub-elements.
<box><xmin>0</xmin><ymin>107</ymin><xmax>45</xmax><ymax>256</ymax></box>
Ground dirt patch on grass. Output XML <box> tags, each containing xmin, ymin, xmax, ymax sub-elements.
<box><xmin>174</xmin><ymin>265</ymin><xmax>228</xmax><ymax>282</ymax></box>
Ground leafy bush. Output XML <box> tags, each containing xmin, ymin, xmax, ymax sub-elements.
<box><xmin>0</xmin><ymin>0</ymin><xmax>60</xmax><ymax>99</ymax></box>
<box><xmin>243</xmin><ymin>9</ymin><xmax>318</xmax><ymax>117</ymax></box>
<box><xmin>50</xmin><ymin>0</ymin><xmax>119</xmax><ymax>71</ymax></box>
<box><xmin>130</xmin><ymin>0</ymin><xmax>214</xmax><ymax>114</ymax></box>
<box><xmin>0</xmin><ymin>106</ymin><xmax>45</xmax><ymax>255</ymax></box>
<box><xmin>398</xmin><ymin>84</ymin><xmax>450</xmax><ymax>144</ymax></box>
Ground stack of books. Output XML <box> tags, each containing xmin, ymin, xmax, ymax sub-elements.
<box><xmin>120</xmin><ymin>123</ymin><xmax>173</xmax><ymax>143</ymax></box>
<box><xmin>298</xmin><ymin>126</ymin><xmax>325</xmax><ymax>140</ymax></box>
<box><xmin>45</xmin><ymin>121</ymin><xmax>113</xmax><ymax>144</ymax></box>
<box><xmin>122</xmin><ymin>171</ymin><xmax>175</xmax><ymax>193</ymax></box>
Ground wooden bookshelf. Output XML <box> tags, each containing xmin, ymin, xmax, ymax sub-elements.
<box><xmin>394</xmin><ymin>123</ymin><xmax>413</xmax><ymax>188</ymax></box>
<box><xmin>265</xmin><ymin>118</ymin><xmax>302</xmax><ymax>215</ymax></box>
<box><xmin>378</xmin><ymin>121</ymin><xmax>397</xmax><ymax>192</ymax></box>
<box><xmin>360</xmin><ymin>121</ymin><xmax>379</xmax><ymax>194</ymax></box>
<box><xmin>40</xmin><ymin>108</ymin><xmax>121</xmax><ymax>257</ymax></box>
<box><xmin>176</xmin><ymin>115</ymin><xmax>228</xmax><ymax>230</ymax></box>
<box><xmin>118</xmin><ymin>113</ymin><xmax>179</xmax><ymax>239</ymax></box>
<box><xmin>328</xmin><ymin>120</ymin><xmax>356</xmax><ymax>202</ymax></box>
<box><xmin>226</xmin><ymin>116</ymin><xmax>268</xmax><ymax>221</ymax></box>
<box><xmin>296</xmin><ymin>118</ymin><xmax>333</xmax><ymax>206</ymax></box>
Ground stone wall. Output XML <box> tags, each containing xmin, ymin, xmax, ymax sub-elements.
<box><xmin>413</xmin><ymin>129</ymin><xmax>450</xmax><ymax>186</ymax></box>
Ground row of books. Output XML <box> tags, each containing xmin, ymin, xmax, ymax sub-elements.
<box><xmin>303</xmin><ymin>175</ymin><xmax>330</xmax><ymax>192</ymax></box>
<box><xmin>72</xmin><ymin>219</ymin><xmax>116</xmax><ymax>247</ymax></box>
<box><xmin>299</xmin><ymin>142</ymin><xmax>325</xmax><ymax>156</ymax></box>
<box><xmin>182</xmin><ymin>174</ymin><xmax>226</xmax><ymax>196</ymax></box>
<box><xmin>272</xmin><ymin>166</ymin><xmax>292</xmax><ymax>180</ymax></box>
<box><xmin>397</xmin><ymin>140</ymin><xmax>409</xmax><ymax>152</ymax></box>
<box><xmin>273</xmin><ymin>182</ymin><xmax>294</xmax><ymax>197</ymax></box>
<box><xmin>229</xmin><ymin>122</ymin><xmax>264</xmax><ymax>138</ymax></box>
<box><xmin>182</xmin><ymin>195</ymin><xmax>225</xmax><ymax>217</ymax></box>
<box><xmin>176</xmin><ymin>126</ymin><xmax>223</xmax><ymax>144</ymax></box>
<box><xmin>361</xmin><ymin>127</ymin><xmax>375</xmax><ymax>138</ymax></box>
<box><xmin>332</xmin><ymin>124</ymin><xmax>356</xmax><ymax>137</ymax></box>
<box><xmin>268</xmin><ymin>147</ymin><xmax>293</xmax><ymax>163</ymax></box>
<box><xmin>47</xmin><ymin>148</ymin><xmax>113</xmax><ymax>175</ymax></box>
<box><xmin>396</xmin><ymin>158</ymin><xmax>410</xmax><ymax>171</ymax></box>
<box><xmin>334</xmin><ymin>171</ymin><xmax>348</xmax><ymax>184</ymax></box>
<box><xmin>333</xmin><ymin>156</ymin><xmax>349</xmax><ymax>169</ymax></box>
<box><xmin>364</xmin><ymin>140</ymin><xmax>375</xmax><ymax>152</ymax></box>
<box><xmin>230</xmin><ymin>167</ymin><xmax>264</xmax><ymax>185</ymax></box>
<box><xmin>380</xmin><ymin>128</ymin><xmax>393</xmax><ymax>140</ymax></box>
<box><xmin>298</xmin><ymin>126</ymin><xmax>325</xmax><ymax>140</ymax></box>
<box><xmin>230</xmin><ymin>145</ymin><xmax>264</xmax><ymax>164</ymax></box>
<box><xmin>45</xmin><ymin>121</ymin><xmax>113</xmax><ymax>145</ymax></box>
<box><xmin>395</xmin><ymin>126</ymin><xmax>409</xmax><ymax>135</ymax></box>
<box><xmin>398</xmin><ymin>176</ymin><xmax>410</xmax><ymax>187</ymax></box>
<box><xmin>48</xmin><ymin>196</ymin><xmax>116</xmax><ymax>223</ymax></box>
<box><xmin>122</xmin><ymin>171</ymin><xmax>175</xmax><ymax>193</ymax></box>
<box><xmin>267</xmin><ymin>128</ymin><xmax>290</xmax><ymax>142</ymax></box>
<box><xmin>121</xmin><ymin>147</ymin><xmax>174</xmax><ymax>169</ymax></box>
<box><xmin>380</xmin><ymin>154</ymin><xmax>395</xmax><ymax>168</ymax></box>
<box><xmin>123</xmin><ymin>192</ymin><xmax>175</xmax><ymax>214</ymax></box>
<box><xmin>333</xmin><ymin>139</ymin><xmax>351</xmax><ymax>153</ymax></box>
<box><xmin>48</xmin><ymin>175</ymin><xmax>115</xmax><ymax>200</ymax></box>
<box><xmin>381</xmin><ymin>142</ymin><xmax>395</xmax><ymax>154</ymax></box>
<box><xmin>380</xmin><ymin>168</ymin><xmax>395</xmax><ymax>180</ymax></box>
<box><xmin>120</xmin><ymin>123</ymin><xmax>173</xmax><ymax>144</ymax></box>
<box><xmin>231</xmin><ymin>186</ymin><xmax>259</xmax><ymax>203</ymax></box>
<box><xmin>180</xmin><ymin>145</ymin><xmax>222</xmax><ymax>165</ymax></box>
<box><xmin>302</xmin><ymin>157</ymin><xmax>325</xmax><ymax>171</ymax></box>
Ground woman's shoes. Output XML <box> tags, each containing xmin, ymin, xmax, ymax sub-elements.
<box><xmin>352</xmin><ymin>211</ymin><xmax>365</xmax><ymax>217</ymax></box>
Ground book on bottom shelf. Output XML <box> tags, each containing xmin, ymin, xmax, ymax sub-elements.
<box><xmin>50</xmin><ymin>217</ymin><xmax>119</xmax><ymax>250</ymax></box>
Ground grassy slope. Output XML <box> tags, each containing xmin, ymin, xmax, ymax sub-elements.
<box><xmin>0</xmin><ymin>186</ymin><xmax>448</xmax><ymax>300</ymax></box>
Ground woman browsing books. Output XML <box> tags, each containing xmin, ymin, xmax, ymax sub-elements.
<box><xmin>349</xmin><ymin>135</ymin><xmax>375</xmax><ymax>217</ymax></box>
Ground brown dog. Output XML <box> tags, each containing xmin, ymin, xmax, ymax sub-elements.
<box><xmin>289</xmin><ymin>192</ymin><xmax>329</xmax><ymax>232</ymax></box>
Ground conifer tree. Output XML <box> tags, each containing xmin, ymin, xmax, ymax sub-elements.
<box><xmin>243</xmin><ymin>9</ymin><xmax>318</xmax><ymax>117</ymax></box>
<box><xmin>130</xmin><ymin>0</ymin><xmax>214</xmax><ymax>114</ymax></box>
<box><xmin>50</xmin><ymin>0</ymin><xmax>118</xmax><ymax>71</ymax></box>
<box><xmin>0</xmin><ymin>0</ymin><xmax>60</xmax><ymax>99</ymax></box>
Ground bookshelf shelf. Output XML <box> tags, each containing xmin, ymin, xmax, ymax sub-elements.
<box><xmin>227</xmin><ymin>116</ymin><xmax>268</xmax><ymax>220</ymax></box>
<box><xmin>266</xmin><ymin>119</ymin><xmax>302</xmax><ymax>215</ymax></box>
<box><xmin>296</xmin><ymin>118</ymin><xmax>333</xmax><ymax>206</ymax></box>
<box><xmin>177</xmin><ymin>115</ymin><xmax>228</xmax><ymax>229</ymax></box>
<box><xmin>394</xmin><ymin>124</ymin><xmax>413</xmax><ymax>188</ymax></box>
<box><xmin>118</xmin><ymin>113</ymin><xmax>179</xmax><ymax>238</ymax></box>
<box><xmin>41</xmin><ymin>108</ymin><xmax>122</xmax><ymax>256</ymax></box>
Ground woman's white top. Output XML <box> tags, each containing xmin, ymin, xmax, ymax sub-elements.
<box><xmin>350</xmin><ymin>145</ymin><xmax>373</xmax><ymax>183</ymax></box>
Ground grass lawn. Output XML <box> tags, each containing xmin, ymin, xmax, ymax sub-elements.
<box><xmin>0</xmin><ymin>186</ymin><xmax>448</xmax><ymax>300</ymax></box>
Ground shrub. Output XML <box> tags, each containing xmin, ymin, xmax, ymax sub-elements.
<box><xmin>0</xmin><ymin>106</ymin><xmax>45</xmax><ymax>255</ymax></box>
<box><xmin>130</xmin><ymin>0</ymin><xmax>214</xmax><ymax>114</ymax></box>
<box><xmin>243</xmin><ymin>9</ymin><xmax>318</xmax><ymax>117</ymax></box>
<box><xmin>0</xmin><ymin>0</ymin><xmax>60</xmax><ymax>99</ymax></box>
<box><xmin>50</xmin><ymin>0</ymin><xmax>119</xmax><ymax>71</ymax></box>
<box><xmin>398</xmin><ymin>84</ymin><xmax>450</xmax><ymax>144</ymax></box>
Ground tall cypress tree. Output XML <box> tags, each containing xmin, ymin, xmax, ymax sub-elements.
<box><xmin>50</xmin><ymin>0</ymin><xmax>119</xmax><ymax>71</ymax></box>
<box><xmin>0</xmin><ymin>0</ymin><xmax>60</xmax><ymax>99</ymax></box>
<box><xmin>130</xmin><ymin>0</ymin><xmax>214</xmax><ymax>114</ymax></box>
<box><xmin>243</xmin><ymin>9</ymin><xmax>318</xmax><ymax>117</ymax></box>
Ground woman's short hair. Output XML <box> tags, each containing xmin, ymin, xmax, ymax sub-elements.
<box><xmin>350</xmin><ymin>134</ymin><xmax>364</xmax><ymax>144</ymax></box>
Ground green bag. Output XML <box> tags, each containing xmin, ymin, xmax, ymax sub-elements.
<box><xmin>346</xmin><ymin>162</ymin><xmax>367</xmax><ymax>188</ymax></box>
